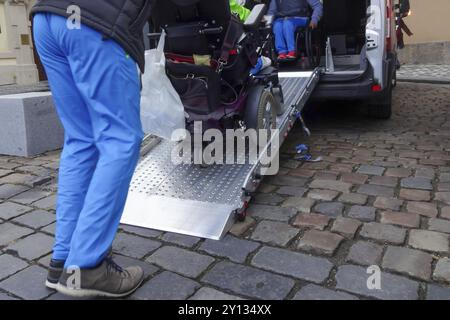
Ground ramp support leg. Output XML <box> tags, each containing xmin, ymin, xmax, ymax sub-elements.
<box><xmin>295</xmin><ymin>111</ymin><xmax>311</xmax><ymax>137</ymax></box>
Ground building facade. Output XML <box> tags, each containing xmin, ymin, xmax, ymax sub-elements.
<box><xmin>0</xmin><ymin>0</ymin><xmax>38</xmax><ymax>85</ymax></box>
<box><xmin>398</xmin><ymin>0</ymin><xmax>450</xmax><ymax>64</ymax></box>
<box><xmin>405</xmin><ymin>0</ymin><xmax>450</xmax><ymax>45</ymax></box>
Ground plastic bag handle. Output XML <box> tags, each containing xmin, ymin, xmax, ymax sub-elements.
<box><xmin>157</xmin><ymin>30</ymin><xmax>166</xmax><ymax>65</ymax></box>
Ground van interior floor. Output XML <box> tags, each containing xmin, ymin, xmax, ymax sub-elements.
<box><xmin>331</xmin><ymin>65</ymin><xmax>364</xmax><ymax>72</ymax></box>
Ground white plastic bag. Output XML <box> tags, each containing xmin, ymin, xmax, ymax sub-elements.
<box><xmin>140</xmin><ymin>31</ymin><xmax>186</xmax><ymax>141</ymax></box>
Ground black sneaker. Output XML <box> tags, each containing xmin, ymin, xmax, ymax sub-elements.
<box><xmin>45</xmin><ymin>259</ymin><xmax>65</xmax><ymax>289</ymax></box>
<box><xmin>46</xmin><ymin>248</ymin><xmax>113</xmax><ymax>290</ymax></box>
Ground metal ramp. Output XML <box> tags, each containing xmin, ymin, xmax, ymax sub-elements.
<box><xmin>120</xmin><ymin>69</ymin><xmax>320</xmax><ymax>240</ymax></box>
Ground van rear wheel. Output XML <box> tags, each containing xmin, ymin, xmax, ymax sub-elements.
<box><xmin>368</xmin><ymin>86</ymin><xmax>393</xmax><ymax>120</ymax></box>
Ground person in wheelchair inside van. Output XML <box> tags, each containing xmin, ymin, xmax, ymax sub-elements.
<box><xmin>229</xmin><ymin>0</ymin><xmax>272</xmax><ymax>74</ymax></box>
<box><xmin>268</xmin><ymin>0</ymin><xmax>323</xmax><ymax>61</ymax></box>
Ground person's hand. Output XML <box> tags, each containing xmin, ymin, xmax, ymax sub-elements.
<box><xmin>309</xmin><ymin>21</ymin><xmax>318</xmax><ymax>29</ymax></box>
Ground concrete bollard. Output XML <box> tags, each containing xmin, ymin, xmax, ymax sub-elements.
<box><xmin>0</xmin><ymin>92</ymin><xmax>64</xmax><ymax>157</ymax></box>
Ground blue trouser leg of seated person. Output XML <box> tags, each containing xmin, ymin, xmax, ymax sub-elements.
<box><xmin>273</xmin><ymin>17</ymin><xmax>310</xmax><ymax>53</ymax></box>
<box><xmin>33</xmin><ymin>13</ymin><xmax>143</xmax><ymax>269</ymax></box>
<box><xmin>273</xmin><ymin>18</ymin><xmax>287</xmax><ymax>54</ymax></box>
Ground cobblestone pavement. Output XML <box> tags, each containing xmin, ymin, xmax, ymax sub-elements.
<box><xmin>398</xmin><ymin>64</ymin><xmax>450</xmax><ymax>83</ymax></box>
<box><xmin>0</xmin><ymin>82</ymin><xmax>450</xmax><ymax>300</ymax></box>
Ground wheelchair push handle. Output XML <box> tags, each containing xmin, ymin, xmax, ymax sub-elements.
<box><xmin>244</xmin><ymin>4</ymin><xmax>267</xmax><ymax>30</ymax></box>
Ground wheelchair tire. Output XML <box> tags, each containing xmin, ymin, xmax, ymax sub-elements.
<box><xmin>272</xmin><ymin>87</ymin><xmax>287</xmax><ymax>116</ymax></box>
<box><xmin>244</xmin><ymin>86</ymin><xmax>277</xmax><ymax>131</ymax></box>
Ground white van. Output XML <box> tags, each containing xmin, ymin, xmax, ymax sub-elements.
<box><xmin>274</xmin><ymin>0</ymin><xmax>398</xmax><ymax>119</ymax></box>
<box><xmin>146</xmin><ymin>0</ymin><xmax>399</xmax><ymax>119</ymax></box>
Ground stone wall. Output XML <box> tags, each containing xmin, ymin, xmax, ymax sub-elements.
<box><xmin>405</xmin><ymin>0</ymin><xmax>450</xmax><ymax>45</ymax></box>
<box><xmin>398</xmin><ymin>41</ymin><xmax>450</xmax><ymax>65</ymax></box>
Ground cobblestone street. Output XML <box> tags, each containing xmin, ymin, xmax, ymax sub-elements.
<box><xmin>0</xmin><ymin>82</ymin><xmax>449</xmax><ymax>300</ymax></box>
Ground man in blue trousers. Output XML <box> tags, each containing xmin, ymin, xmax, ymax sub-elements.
<box><xmin>268</xmin><ymin>0</ymin><xmax>323</xmax><ymax>61</ymax></box>
<box><xmin>31</xmin><ymin>0</ymin><xmax>152</xmax><ymax>298</ymax></box>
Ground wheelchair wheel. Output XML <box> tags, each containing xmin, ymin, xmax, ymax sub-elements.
<box><xmin>272</xmin><ymin>86</ymin><xmax>287</xmax><ymax>116</ymax></box>
<box><xmin>244</xmin><ymin>86</ymin><xmax>277</xmax><ymax>131</ymax></box>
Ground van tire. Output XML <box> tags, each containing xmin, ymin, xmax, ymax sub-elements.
<box><xmin>392</xmin><ymin>69</ymin><xmax>397</xmax><ymax>88</ymax></box>
<box><xmin>368</xmin><ymin>86</ymin><xmax>393</xmax><ymax>120</ymax></box>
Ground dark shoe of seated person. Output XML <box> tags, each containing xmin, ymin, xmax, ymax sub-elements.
<box><xmin>56</xmin><ymin>257</ymin><xmax>144</xmax><ymax>298</ymax></box>
<box><xmin>46</xmin><ymin>247</ymin><xmax>113</xmax><ymax>290</ymax></box>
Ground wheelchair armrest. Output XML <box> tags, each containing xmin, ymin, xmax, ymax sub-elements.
<box><xmin>244</xmin><ymin>4</ymin><xmax>267</xmax><ymax>30</ymax></box>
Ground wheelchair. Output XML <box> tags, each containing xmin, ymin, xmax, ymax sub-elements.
<box><xmin>271</xmin><ymin>17</ymin><xmax>322</xmax><ymax>70</ymax></box>
<box><xmin>149</xmin><ymin>0</ymin><xmax>283</xmax><ymax>135</ymax></box>
<box><xmin>295</xmin><ymin>22</ymin><xmax>322</xmax><ymax>69</ymax></box>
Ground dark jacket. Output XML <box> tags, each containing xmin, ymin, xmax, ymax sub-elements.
<box><xmin>268</xmin><ymin>0</ymin><xmax>323</xmax><ymax>24</ymax></box>
<box><xmin>31</xmin><ymin>0</ymin><xmax>153</xmax><ymax>72</ymax></box>
<box><xmin>399</xmin><ymin>0</ymin><xmax>410</xmax><ymax>17</ymax></box>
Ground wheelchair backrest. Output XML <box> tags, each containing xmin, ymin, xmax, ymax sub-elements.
<box><xmin>151</xmin><ymin>0</ymin><xmax>232</xmax><ymax>28</ymax></box>
<box><xmin>150</xmin><ymin>0</ymin><xmax>234</xmax><ymax>56</ymax></box>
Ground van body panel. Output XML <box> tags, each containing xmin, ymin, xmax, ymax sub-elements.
<box><xmin>313</xmin><ymin>52</ymin><xmax>396</xmax><ymax>100</ymax></box>
<box><xmin>366</xmin><ymin>0</ymin><xmax>386</xmax><ymax>88</ymax></box>
<box><xmin>313</xmin><ymin>65</ymin><xmax>375</xmax><ymax>100</ymax></box>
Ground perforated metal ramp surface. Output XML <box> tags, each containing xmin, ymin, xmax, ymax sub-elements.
<box><xmin>279</xmin><ymin>72</ymin><xmax>314</xmax><ymax>108</ymax></box>
<box><xmin>121</xmin><ymin>70</ymin><xmax>319</xmax><ymax>240</ymax></box>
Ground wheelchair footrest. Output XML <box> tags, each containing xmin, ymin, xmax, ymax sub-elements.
<box><xmin>252</xmin><ymin>66</ymin><xmax>279</xmax><ymax>85</ymax></box>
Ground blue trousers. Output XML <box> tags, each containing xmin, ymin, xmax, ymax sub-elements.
<box><xmin>33</xmin><ymin>13</ymin><xmax>143</xmax><ymax>269</ymax></box>
<box><xmin>273</xmin><ymin>17</ymin><xmax>309</xmax><ymax>54</ymax></box>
